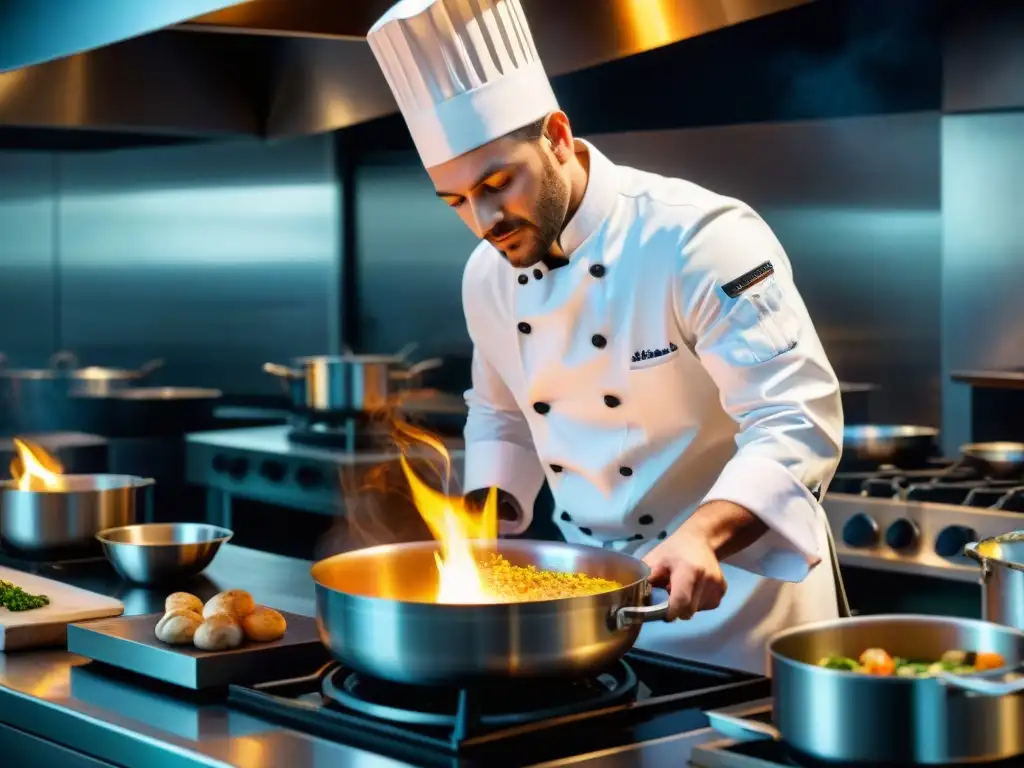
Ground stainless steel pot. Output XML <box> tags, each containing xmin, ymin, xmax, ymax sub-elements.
<box><xmin>0</xmin><ymin>351</ymin><xmax>77</xmax><ymax>433</ymax></box>
<box><xmin>961</xmin><ymin>442</ymin><xmax>1024</xmax><ymax>479</ymax></box>
<box><xmin>0</xmin><ymin>474</ymin><xmax>155</xmax><ymax>560</ymax></box>
<box><xmin>841</xmin><ymin>424</ymin><xmax>939</xmax><ymax>466</ymax></box>
<box><xmin>966</xmin><ymin>531</ymin><xmax>1024</xmax><ymax>630</ymax></box>
<box><xmin>310</xmin><ymin>539</ymin><xmax>669</xmax><ymax>686</ymax></box>
<box><xmin>709</xmin><ymin>614</ymin><xmax>1024</xmax><ymax>764</ymax></box>
<box><xmin>264</xmin><ymin>354</ymin><xmax>443</xmax><ymax>414</ymax></box>
<box><xmin>65</xmin><ymin>356</ymin><xmax>164</xmax><ymax>396</ymax></box>
<box><xmin>0</xmin><ymin>352</ymin><xmax>164</xmax><ymax>432</ymax></box>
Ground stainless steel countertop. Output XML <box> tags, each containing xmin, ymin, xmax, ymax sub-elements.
<box><xmin>0</xmin><ymin>545</ymin><xmax>737</xmax><ymax>767</ymax></box>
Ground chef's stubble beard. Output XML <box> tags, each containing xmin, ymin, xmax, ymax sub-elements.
<box><xmin>504</xmin><ymin>153</ymin><xmax>569</xmax><ymax>268</ymax></box>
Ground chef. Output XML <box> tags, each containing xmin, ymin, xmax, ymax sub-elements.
<box><xmin>367</xmin><ymin>0</ymin><xmax>846</xmax><ymax>674</ymax></box>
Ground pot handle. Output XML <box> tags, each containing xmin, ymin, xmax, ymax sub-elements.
<box><xmin>706</xmin><ymin>712</ymin><xmax>782</xmax><ymax>743</ymax></box>
<box><xmin>391</xmin><ymin>358</ymin><xmax>444</xmax><ymax>381</ymax></box>
<box><xmin>937</xmin><ymin>668</ymin><xmax>1024</xmax><ymax>697</ymax></box>
<box><xmin>48</xmin><ymin>350</ymin><xmax>79</xmax><ymax>369</ymax></box>
<box><xmin>136</xmin><ymin>358</ymin><xmax>165</xmax><ymax>377</ymax></box>
<box><xmin>395</xmin><ymin>342</ymin><xmax>418</xmax><ymax>360</ymax></box>
<box><xmin>613</xmin><ymin>600</ymin><xmax>671</xmax><ymax>629</ymax></box>
<box><xmin>262</xmin><ymin>363</ymin><xmax>304</xmax><ymax>380</ymax></box>
<box><xmin>963</xmin><ymin>542</ymin><xmax>991</xmax><ymax>581</ymax></box>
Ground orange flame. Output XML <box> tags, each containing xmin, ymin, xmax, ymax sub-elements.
<box><xmin>10</xmin><ymin>437</ymin><xmax>64</xmax><ymax>491</ymax></box>
<box><xmin>392</xmin><ymin>419</ymin><xmax>499</xmax><ymax>604</ymax></box>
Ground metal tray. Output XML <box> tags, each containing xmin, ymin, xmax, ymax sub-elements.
<box><xmin>66</xmin><ymin>610</ymin><xmax>329</xmax><ymax>689</ymax></box>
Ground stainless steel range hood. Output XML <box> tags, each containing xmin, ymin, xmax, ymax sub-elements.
<box><xmin>0</xmin><ymin>0</ymin><xmax>815</xmax><ymax>142</ymax></box>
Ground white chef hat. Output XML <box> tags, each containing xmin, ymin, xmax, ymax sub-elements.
<box><xmin>367</xmin><ymin>0</ymin><xmax>559</xmax><ymax>169</ymax></box>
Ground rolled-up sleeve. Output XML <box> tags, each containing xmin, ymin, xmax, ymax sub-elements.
<box><xmin>675</xmin><ymin>202</ymin><xmax>843</xmax><ymax>582</ymax></box>
<box><xmin>462</xmin><ymin>258</ymin><xmax>546</xmax><ymax>535</ymax></box>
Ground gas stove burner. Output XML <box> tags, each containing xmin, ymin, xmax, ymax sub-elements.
<box><xmin>287</xmin><ymin>417</ymin><xmax>393</xmax><ymax>451</ymax></box>
<box><xmin>321</xmin><ymin>660</ymin><xmax>639</xmax><ymax>730</ymax></box>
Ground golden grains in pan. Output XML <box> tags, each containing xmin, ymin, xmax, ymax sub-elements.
<box><xmin>478</xmin><ymin>554</ymin><xmax>623</xmax><ymax>602</ymax></box>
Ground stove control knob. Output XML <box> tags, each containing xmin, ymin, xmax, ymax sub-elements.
<box><xmin>296</xmin><ymin>467</ymin><xmax>324</xmax><ymax>489</ymax></box>
<box><xmin>227</xmin><ymin>458</ymin><xmax>249</xmax><ymax>480</ymax></box>
<box><xmin>935</xmin><ymin>525</ymin><xmax>977</xmax><ymax>559</ymax></box>
<box><xmin>885</xmin><ymin>518</ymin><xmax>919</xmax><ymax>552</ymax></box>
<box><xmin>842</xmin><ymin>513</ymin><xmax>879</xmax><ymax>548</ymax></box>
<box><xmin>259</xmin><ymin>461</ymin><xmax>287</xmax><ymax>483</ymax></box>
<box><xmin>212</xmin><ymin>454</ymin><xmax>228</xmax><ymax>473</ymax></box>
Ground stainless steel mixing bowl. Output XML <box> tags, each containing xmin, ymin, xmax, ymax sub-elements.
<box><xmin>96</xmin><ymin>523</ymin><xmax>233</xmax><ymax>585</ymax></box>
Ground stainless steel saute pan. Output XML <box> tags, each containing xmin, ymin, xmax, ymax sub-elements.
<box><xmin>841</xmin><ymin>424</ymin><xmax>939</xmax><ymax>466</ymax></box>
<box><xmin>311</xmin><ymin>539</ymin><xmax>669</xmax><ymax>686</ymax></box>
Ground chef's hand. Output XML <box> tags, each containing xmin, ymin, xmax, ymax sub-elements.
<box><xmin>642</xmin><ymin>527</ymin><xmax>727</xmax><ymax>620</ymax></box>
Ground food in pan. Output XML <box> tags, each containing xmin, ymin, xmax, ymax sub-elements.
<box><xmin>477</xmin><ymin>554</ymin><xmax>623</xmax><ymax>602</ymax></box>
<box><xmin>0</xmin><ymin>579</ymin><xmax>50</xmax><ymax>612</ymax></box>
<box><xmin>165</xmin><ymin>592</ymin><xmax>203</xmax><ymax>615</ymax></box>
<box><xmin>193</xmin><ymin>613</ymin><xmax>244</xmax><ymax>651</ymax></box>
<box><xmin>241</xmin><ymin>606</ymin><xmax>287</xmax><ymax>642</ymax></box>
<box><xmin>817</xmin><ymin>647</ymin><xmax>1007</xmax><ymax>677</ymax></box>
<box><xmin>155</xmin><ymin>608</ymin><xmax>203</xmax><ymax>645</ymax></box>
<box><xmin>202</xmin><ymin>589</ymin><xmax>255</xmax><ymax>621</ymax></box>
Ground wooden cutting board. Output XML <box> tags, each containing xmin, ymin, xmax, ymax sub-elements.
<box><xmin>0</xmin><ymin>565</ymin><xmax>124</xmax><ymax>651</ymax></box>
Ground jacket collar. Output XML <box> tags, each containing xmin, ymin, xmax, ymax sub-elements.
<box><xmin>557</xmin><ymin>139</ymin><xmax>618</xmax><ymax>259</ymax></box>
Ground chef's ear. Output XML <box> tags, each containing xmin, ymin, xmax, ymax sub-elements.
<box><xmin>543</xmin><ymin>111</ymin><xmax>574</xmax><ymax>163</ymax></box>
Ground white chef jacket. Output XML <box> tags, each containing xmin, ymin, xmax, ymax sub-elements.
<box><xmin>460</xmin><ymin>139</ymin><xmax>844</xmax><ymax>675</ymax></box>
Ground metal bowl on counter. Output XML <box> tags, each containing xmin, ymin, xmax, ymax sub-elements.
<box><xmin>0</xmin><ymin>474</ymin><xmax>154</xmax><ymax>560</ymax></box>
<box><xmin>96</xmin><ymin>523</ymin><xmax>233</xmax><ymax>586</ymax></box>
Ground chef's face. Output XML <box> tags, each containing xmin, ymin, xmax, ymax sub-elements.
<box><xmin>429</xmin><ymin>114</ymin><xmax>572</xmax><ymax>268</ymax></box>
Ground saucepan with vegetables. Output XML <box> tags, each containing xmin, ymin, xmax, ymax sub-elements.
<box><xmin>708</xmin><ymin>614</ymin><xmax>1024</xmax><ymax>764</ymax></box>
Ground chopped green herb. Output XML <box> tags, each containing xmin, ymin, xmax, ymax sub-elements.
<box><xmin>0</xmin><ymin>579</ymin><xmax>50</xmax><ymax>612</ymax></box>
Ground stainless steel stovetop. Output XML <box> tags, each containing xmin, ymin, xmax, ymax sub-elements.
<box><xmin>823</xmin><ymin>459</ymin><xmax>1023</xmax><ymax>582</ymax></box>
<box><xmin>185</xmin><ymin>425</ymin><xmax>465</xmax><ymax>514</ymax></box>
<box><xmin>224</xmin><ymin>648</ymin><xmax>770</xmax><ymax>767</ymax></box>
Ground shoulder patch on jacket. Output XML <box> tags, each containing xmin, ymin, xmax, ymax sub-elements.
<box><xmin>721</xmin><ymin>261</ymin><xmax>774</xmax><ymax>299</ymax></box>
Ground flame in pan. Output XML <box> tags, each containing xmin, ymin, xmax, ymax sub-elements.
<box><xmin>392</xmin><ymin>420</ymin><xmax>498</xmax><ymax>604</ymax></box>
<box><xmin>10</xmin><ymin>437</ymin><xmax>64</xmax><ymax>491</ymax></box>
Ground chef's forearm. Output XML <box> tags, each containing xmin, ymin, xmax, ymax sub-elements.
<box><xmin>680</xmin><ymin>500</ymin><xmax>769</xmax><ymax>561</ymax></box>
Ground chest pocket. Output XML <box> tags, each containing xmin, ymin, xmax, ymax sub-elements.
<box><xmin>627</xmin><ymin>350</ymin><xmax>691</xmax><ymax>443</ymax></box>
<box><xmin>722</xmin><ymin>276</ymin><xmax>802</xmax><ymax>367</ymax></box>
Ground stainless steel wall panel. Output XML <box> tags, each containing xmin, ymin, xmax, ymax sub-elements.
<box><xmin>941</xmin><ymin>113</ymin><xmax>1024</xmax><ymax>454</ymax></box>
<box><xmin>594</xmin><ymin>113</ymin><xmax>942</xmax><ymax>426</ymax></box>
<box><xmin>354</xmin><ymin>114</ymin><xmax>942</xmax><ymax>425</ymax></box>
<box><xmin>355</xmin><ymin>153</ymin><xmax>478</xmax><ymax>356</ymax></box>
<box><xmin>0</xmin><ymin>153</ymin><xmax>57</xmax><ymax>365</ymax></box>
<box><xmin>56</xmin><ymin>135</ymin><xmax>340</xmax><ymax>395</ymax></box>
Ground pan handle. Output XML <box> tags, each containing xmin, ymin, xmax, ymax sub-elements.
<box><xmin>936</xmin><ymin>668</ymin><xmax>1024</xmax><ymax>696</ymax></box>
<box><xmin>262</xmin><ymin>363</ymin><xmax>304</xmax><ymax>380</ymax></box>
<box><xmin>706</xmin><ymin>711</ymin><xmax>782</xmax><ymax>743</ymax></box>
<box><xmin>136</xmin><ymin>358</ymin><xmax>165</xmax><ymax>377</ymax></box>
<box><xmin>613</xmin><ymin>600</ymin><xmax>671</xmax><ymax>629</ymax></box>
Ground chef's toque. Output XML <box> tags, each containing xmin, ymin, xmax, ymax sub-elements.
<box><xmin>367</xmin><ymin>0</ymin><xmax>559</xmax><ymax>169</ymax></box>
